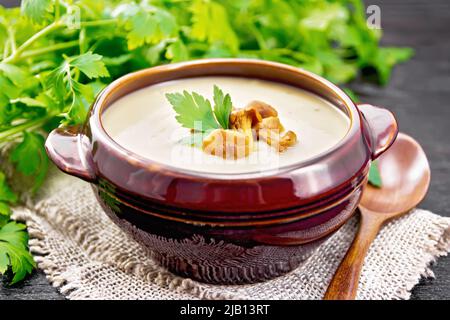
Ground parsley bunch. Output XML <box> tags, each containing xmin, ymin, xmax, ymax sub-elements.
<box><xmin>0</xmin><ymin>0</ymin><xmax>411</xmax><ymax>284</ymax></box>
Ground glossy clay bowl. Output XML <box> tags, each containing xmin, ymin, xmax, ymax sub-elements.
<box><xmin>45</xmin><ymin>59</ymin><xmax>398</xmax><ymax>284</ymax></box>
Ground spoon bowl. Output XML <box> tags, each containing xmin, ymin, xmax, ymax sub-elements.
<box><xmin>324</xmin><ymin>132</ymin><xmax>431</xmax><ymax>299</ymax></box>
<box><xmin>360</xmin><ymin>133</ymin><xmax>431</xmax><ymax>216</ymax></box>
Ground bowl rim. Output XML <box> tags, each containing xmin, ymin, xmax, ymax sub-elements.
<box><xmin>90</xmin><ymin>58</ymin><xmax>360</xmax><ymax>181</ymax></box>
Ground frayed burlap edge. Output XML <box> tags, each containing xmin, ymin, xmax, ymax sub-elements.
<box><xmin>12</xmin><ymin>206</ymin><xmax>243</xmax><ymax>300</ymax></box>
<box><xmin>393</xmin><ymin>217</ymin><xmax>450</xmax><ymax>299</ymax></box>
<box><xmin>12</xmin><ymin>203</ymin><xmax>450</xmax><ymax>300</ymax></box>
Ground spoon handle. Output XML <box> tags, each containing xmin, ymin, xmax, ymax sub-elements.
<box><xmin>323</xmin><ymin>208</ymin><xmax>385</xmax><ymax>300</ymax></box>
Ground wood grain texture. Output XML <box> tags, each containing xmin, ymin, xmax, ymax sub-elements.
<box><xmin>1</xmin><ymin>0</ymin><xmax>449</xmax><ymax>299</ymax></box>
<box><xmin>324</xmin><ymin>211</ymin><xmax>386</xmax><ymax>300</ymax></box>
<box><xmin>0</xmin><ymin>271</ymin><xmax>63</xmax><ymax>300</ymax></box>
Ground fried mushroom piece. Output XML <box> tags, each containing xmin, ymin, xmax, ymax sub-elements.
<box><xmin>229</xmin><ymin>107</ymin><xmax>262</xmax><ymax>148</ymax></box>
<box><xmin>257</xmin><ymin>117</ymin><xmax>297</xmax><ymax>152</ymax></box>
<box><xmin>204</xmin><ymin>102</ymin><xmax>297</xmax><ymax>158</ymax></box>
<box><xmin>259</xmin><ymin>130</ymin><xmax>297</xmax><ymax>152</ymax></box>
<box><xmin>279</xmin><ymin>130</ymin><xmax>297</xmax><ymax>152</ymax></box>
<box><xmin>246</xmin><ymin>100</ymin><xmax>278</xmax><ymax>118</ymax></box>
<box><xmin>229</xmin><ymin>107</ymin><xmax>262</xmax><ymax>131</ymax></box>
<box><xmin>255</xmin><ymin>116</ymin><xmax>285</xmax><ymax>133</ymax></box>
<box><xmin>202</xmin><ymin>129</ymin><xmax>251</xmax><ymax>159</ymax></box>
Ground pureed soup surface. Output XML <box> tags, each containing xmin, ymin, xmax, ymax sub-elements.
<box><xmin>102</xmin><ymin>77</ymin><xmax>350</xmax><ymax>174</ymax></box>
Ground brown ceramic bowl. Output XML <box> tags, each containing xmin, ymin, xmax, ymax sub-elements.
<box><xmin>45</xmin><ymin>59</ymin><xmax>398</xmax><ymax>284</ymax></box>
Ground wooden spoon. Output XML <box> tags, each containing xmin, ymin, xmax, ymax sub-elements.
<box><xmin>324</xmin><ymin>133</ymin><xmax>431</xmax><ymax>300</ymax></box>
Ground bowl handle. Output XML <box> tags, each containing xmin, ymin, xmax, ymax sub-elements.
<box><xmin>45</xmin><ymin>125</ymin><xmax>96</xmax><ymax>182</ymax></box>
<box><xmin>358</xmin><ymin>104</ymin><xmax>399</xmax><ymax>160</ymax></box>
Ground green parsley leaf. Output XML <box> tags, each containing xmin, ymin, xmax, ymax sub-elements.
<box><xmin>368</xmin><ymin>161</ymin><xmax>382</xmax><ymax>188</ymax></box>
<box><xmin>67</xmin><ymin>85</ymin><xmax>93</xmax><ymax>124</ymax></box>
<box><xmin>102</xmin><ymin>54</ymin><xmax>133</xmax><ymax>67</ymax></box>
<box><xmin>0</xmin><ymin>63</ymin><xmax>32</xmax><ymax>86</ymax></box>
<box><xmin>68</xmin><ymin>52</ymin><xmax>110</xmax><ymax>79</ymax></box>
<box><xmin>46</xmin><ymin>63</ymin><xmax>67</xmax><ymax>102</ymax></box>
<box><xmin>0</xmin><ymin>221</ymin><xmax>35</xmax><ymax>284</ymax></box>
<box><xmin>0</xmin><ymin>203</ymin><xmax>10</xmax><ymax>228</ymax></box>
<box><xmin>0</xmin><ymin>201</ymin><xmax>11</xmax><ymax>228</ymax></box>
<box><xmin>300</xmin><ymin>3</ymin><xmax>348</xmax><ymax>31</ymax></box>
<box><xmin>46</xmin><ymin>52</ymin><xmax>107</xmax><ymax>124</ymax></box>
<box><xmin>166</xmin><ymin>85</ymin><xmax>233</xmax><ymax>131</ymax></box>
<box><xmin>0</xmin><ymin>75</ymin><xmax>21</xmax><ymax>99</ymax></box>
<box><xmin>21</xmin><ymin>0</ymin><xmax>53</xmax><ymax>24</ymax></box>
<box><xmin>166</xmin><ymin>90</ymin><xmax>221</xmax><ymax>132</ymax></box>
<box><xmin>0</xmin><ymin>202</ymin><xmax>11</xmax><ymax>217</ymax></box>
<box><xmin>372</xmin><ymin>47</ymin><xmax>414</xmax><ymax>85</ymax></box>
<box><xmin>10</xmin><ymin>97</ymin><xmax>47</xmax><ymax>108</ymax></box>
<box><xmin>165</xmin><ymin>40</ymin><xmax>189</xmax><ymax>62</ymax></box>
<box><xmin>212</xmin><ymin>85</ymin><xmax>233</xmax><ymax>129</ymax></box>
<box><xmin>0</xmin><ymin>23</ymin><xmax>7</xmax><ymax>52</ymax></box>
<box><xmin>114</xmin><ymin>4</ymin><xmax>178</xmax><ymax>50</ymax></box>
<box><xmin>125</xmin><ymin>11</ymin><xmax>158</xmax><ymax>50</ymax></box>
<box><xmin>10</xmin><ymin>132</ymin><xmax>49</xmax><ymax>193</ymax></box>
<box><xmin>0</xmin><ymin>172</ymin><xmax>17</xmax><ymax>205</ymax></box>
<box><xmin>190</xmin><ymin>0</ymin><xmax>239</xmax><ymax>53</ymax></box>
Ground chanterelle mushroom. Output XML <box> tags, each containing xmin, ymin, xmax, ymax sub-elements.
<box><xmin>279</xmin><ymin>131</ymin><xmax>297</xmax><ymax>152</ymax></box>
<box><xmin>202</xmin><ymin>129</ymin><xmax>251</xmax><ymax>159</ymax></box>
<box><xmin>229</xmin><ymin>107</ymin><xmax>262</xmax><ymax>148</ymax></box>
<box><xmin>259</xmin><ymin>129</ymin><xmax>297</xmax><ymax>152</ymax></box>
<box><xmin>246</xmin><ymin>100</ymin><xmax>278</xmax><ymax>118</ymax></box>
<box><xmin>255</xmin><ymin>116</ymin><xmax>285</xmax><ymax>133</ymax></box>
<box><xmin>229</xmin><ymin>107</ymin><xmax>262</xmax><ymax>130</ymax></box>
<box><xmin>257</xmin><ymin>116</ymin><xmax>297</xmax><ymax>152</ymax></box>
<box><xmin>203</xmin><ymin>100</ymin><xmax>296</xmax><ymax>159</ymax></box>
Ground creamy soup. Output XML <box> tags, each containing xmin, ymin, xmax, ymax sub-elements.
<box><xmin>102</xmin><ymin>77</ymin><xmax>350</xmax><ymax>174</ymax></box>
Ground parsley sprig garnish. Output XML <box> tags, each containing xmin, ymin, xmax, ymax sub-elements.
<box><xmin>166</xmin><ymin>85</ymin><xmax>233</xmax><ymax>131</ymax></box>
<box><xmin>213</xmin><ymin>85</ymin><xmax>233</xmax><ymax>129</ymax></box>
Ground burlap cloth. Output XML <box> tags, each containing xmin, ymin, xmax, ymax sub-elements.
<box><xmin>11</xmin><ymin>169</ymin><xmax>450</xmax><ymax>300</ymax></box>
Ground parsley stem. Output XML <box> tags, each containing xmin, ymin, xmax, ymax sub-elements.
<box><xmin>242</xmin><ymin>48</ymin><xmax>294</xmax><ymax>55</ymax></box>
<box><xmin>2</xmin><ymin>19</ymin><xmax>115</xmax><ymax>64</ymax></box>
<box><xmin>3</xmin><ymin>39</ymin><xmax>9</xmax><ymax>59</ymax></box>
<box><xmin>7</xmin><ymin>28</ymin><xmax>17</xmax><ymax>54</ymax></box>
<box><xmin>0</xmin><ymin>116</ymin><xmax>54</xmax><ymax>142</ymax></box>
<box><xmin>241</xmin><ymin>48</ymin><xmax>312</xmax><ymax>62</ymax></box>
<box><xmin>55</xmin><ymin>0</ymin><xmax>61</xmax><ymax>21</ymax></box>
<box><xmin>3</xmin><ymin>22</ymin><xmax>62</xmax><ymax>63</ymax></box>
<box><xmin>19</xmin><ymin>40</ymin><xmax>79</xmax><ymax>60</ymax></box>
<box><xmin>79</xmin><ymin>28</ymin><xmax>87</xmax><ymax>54</ymax></box>
<box><xmin>79</xmin><ymin>19</ymin><xmax>117</xmax><ymax>27</ymax></box>
<box><xmin>249</xmin><ymin>23</ymin><xmax>267</xmax><ymax>50</ymax></box>
<box><xmin>186</xmin><ymin>43</ymin><xmax>209</xmax><ymax>51</ymax></box>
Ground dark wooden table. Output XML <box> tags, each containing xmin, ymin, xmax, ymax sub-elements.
<box><xmin>1</xmin><ymin>0</ymin><xmax>449</xmax><ymax>300</ymax></box>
